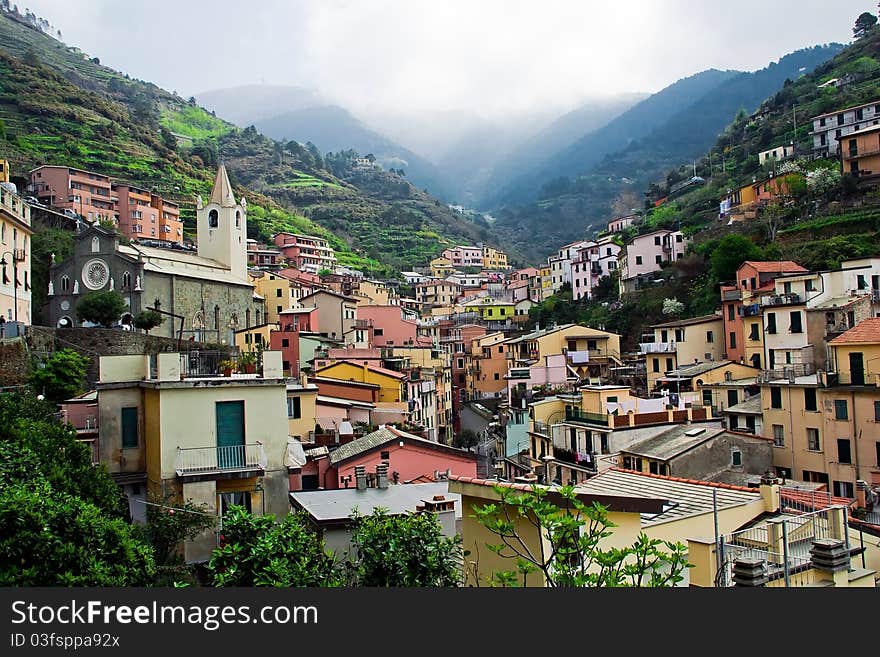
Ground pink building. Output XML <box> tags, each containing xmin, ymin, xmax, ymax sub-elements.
<box><xmin>114</xmin><ymin>183</ymin><xmax>182</xmax><ymax>243</ymax></box>
<box><xmin>505</xmin><ymin>353</ymin><xmax>573</xmax><ymax>404</ymax></box>
<box><xmin>357</xmin><ymin>305</ymin><xmax>432</xmax><ymax>347</ymax></box>
<box><xmin>29</xmin><ymin>166</ymin><xmax>116</xmax><ymax>224</ymax></box>
<box><xmin>247</xmin><ymin>239</ymin><xmax>283</xmax><ymax>268</ymax></box>
<box><xmin>511</xmin><ymin>267</ymin><xmax>540</xmax><ymax>282</ymax></box>
<box><xmin>294</xmin><ymin>426</ymin><xmax>477</xmax><ymax>491</ymax></box>
<box><xmin>619</xmin><ymin>229</ymin><xmax>690</xmax><ymax>293</ymax></box>
<box><xmin>59</xmin><ymin>391</ymin><xmax>99</xmax><ymax>465</ymax></box>
<box><xmin>505</xmin><ymin>279</ymin><xmax>532</xmax><ymax>302</ymax></box>
<box><xmin>607</xmin><ymin>214</ymin><xmax>636</xmax><ymax>233</ymax></box>
<box><xmin>273</xmin><ymin>232</ymin><xmax>336</xmax><ymax>273</ymax></box>
<box><xmin>441</xmin><ymin>245</ymin><xmax>483</xmax><ymax>268</ymax></box>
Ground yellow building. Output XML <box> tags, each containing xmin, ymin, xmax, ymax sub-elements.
<box><xmin>482</xmin><ymin>246</ymin><xmax>508</xmax><ymax>270</ymax></box>
<box><xmin>249</xmin><ymin>271</ymin><xmax>292</xmax><ymax>325</ymax></box>
<box><xmin>643</xmin><ymin>314</ymin><xmax>725</xmax><ymax>392</ymax></box>
<box><xmin>286</xmin><ymin>378</ymin><xmax>319</xmax><ymax>441</ymax></box>
<box><xmin>451</xmin><ymin>475</ymin><xmax>653</xmax><ymax>586</ymax></box>
<box><xmin>506</xmin><ymin>324</ymin><xmax>622</xmax><ymax>381</ymax></box>
<box><xmin>656</xmin><ymin>360</ymin><xmax>760</xmax><ymax>403</ymax></box>
<box><xmin>539</xmin><ymin>266</ymin><xmax>552</xmax><ymax>300</ymax></box>
<box><xmin>0</xmin><ymin>171</ymin><xmax>33</xmax><ymax>325</ymax></box>
<box><xmin>96</xmin><ymin>351</ymin><xmax>291</xmax><ymax>562</ymax></box>
<box><xmin>356</xmin><ymin>279</ymin><xmax>396</xmax><ymax>306</ymax></box>
<box><xmin>430</xmin><ymin>256</ymin><xmax>455</xmax><ymax>278</ymax></box>
<box><xmin>233</xmin><ymin>323</ymin><xmax>276</xmax><ymax>353</ymax></box>
<box><xmin>0</xmin><ymin>159</ymin><xmax>9</xmax><ymax>183</ymax></box>
<box><xmin>468</xmin><ymin>332</ymin><xmax>509</xmax><ymax>398</ymax></box>
<box><xmin>463</xmin><ymin>297</ymin><xmax>515</xmax><ymax>322</ymax></box>
<box><xmin>451</xmin><ymin>470</ymin><xmax>786</xmax><ymax>587</ymax></box>
<box><xmin>314</xmin><ymin>360</ymin><xmax>406</xmax><ymax>402</ymax></box>
<box><xmin>762</xmin><ymin>318</ymin><xmax>880</xmax><ymax>500</ymax></box>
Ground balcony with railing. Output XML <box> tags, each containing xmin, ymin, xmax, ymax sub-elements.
<box><xmin>507</xmin><ymin>367</ymin><xmax>532</xmax><ymax>380</ymax></box>
<box><xmin>761</xmin><ymin>293</ymin><xmax>801</xmax><ymax>307</ymax></box>
<box><xmin>175</xmin><ymin>443</ymin><xmax>266</xmax><ymax>479</ymax></box>
<box><xmin>721</xmin><ymin>288</ymin><xmax>742</xmax><ymax>301</ymax></box>
<box><xmin>177</xmin><ymin>351</ymin><xmax>261</xmax><ymax>379</ymax></box>
<box><xmin>757</xmin><ymin>362</ymin><xmax>816</xmax><ymax>382</ymax></box>
<box><xmin>825</xmin><ymin>369</ymin><xmax>877</xmax><ymax>387</ymax></box>
<box><xmin>639</xmin><ymin>341</ymin><xmax>676</xmax><ymax>354</ymax></box>
<box><xmin>565</xmin><ymin>350</ymin><xmax>590</xmax><ymax>364</ymax></box>
<box><xmin>530</xmin><ymin>420</ymin><xmax>550</xmax><ymax>436</ymax></box>
<box><xmin>564</xmin><ymin>408</ymin><xmax>610</xmax><ymax>426</ymax></box>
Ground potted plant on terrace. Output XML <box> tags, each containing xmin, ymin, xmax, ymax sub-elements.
<box><xmin>239</xmin><ymin>351</ymin><xmax>258</xmax><ymax>374</ymax></box>
<box><xmin>218</xmin><ymin>359</ymin><xmax>235</xmax><ymax>377</ymax></box>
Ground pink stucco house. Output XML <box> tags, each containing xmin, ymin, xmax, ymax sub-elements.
<box><xmin>619</xmin><ymin>229</ymin><xmax>690</xmax><ymax>293</ymax></box>
<box><xmin>505</xmin><ymin>353</ymin><xmax>574</xmax><ymax>404</ymax></box>
<box><xmin>293</xmin><ymin>425</ymin><xmax>477</xmax><ymax>491</ymax></box>
<box><xmin>356</xmin><ymin>305</ymin><xmax>432</xmax><ymax>347</ymax></box>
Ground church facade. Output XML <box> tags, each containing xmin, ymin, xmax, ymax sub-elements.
<box><xmin>45</xmin><ymin>166</ymin><xmax>265</xmax><ymax>342</ymax></box>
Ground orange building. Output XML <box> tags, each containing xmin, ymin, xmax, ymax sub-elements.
<box><xmin>114</xmin><ymin>183</ymin><xmax>182</xmax><ymax>243</ymax></box>
<box><xmin>719</xmin><ymin>173</ymin><xmax>802</xmax><ymax>222</ymax></box>
<box><xmin>720</xmin><ymin>261</ymin><xmax>807</xmax><ymax>366</ymax></box>
<box><xmin>467</xmin><ymin>332</ymin><xmax>509</xmax><ymax>399</ymax></box>
<box><xmin>839</xmin><ymin>124</ymin><xmax>880</xmax><ymax>181</ymax></box>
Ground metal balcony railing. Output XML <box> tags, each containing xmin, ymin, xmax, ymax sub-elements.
<box><xmin>757</xmin><ymin>363</ymin><xmax>816</xmax><ymax>382</ymax></box>
<box><xmin>721</xmin><ymin>289</ymin><xmax>742</xmax><ymax>301</ymax></box>
<box><xmin>564</xmin><ymin>408</ymin><xmax>610</xmax><ymax>426</ymax></box>
<box><xmin>639</xmin><ymin>341</ymin><xmax>676</xmax><ymax>354</ymax></box>
<box><xmin>175</xmin><ymin>443</ymin><xmax>266</xmax><ymax>476</ymax></box>
<box><xmin>761</xmin><ymin>293</ymin><xmax>801</xmax><ymax>307</ymax></box>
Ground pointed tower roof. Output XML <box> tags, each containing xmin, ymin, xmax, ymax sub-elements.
<box><xmin>209</xmin><ymin>165</ymin><xmax>236</xmax><ymax>208</ymax></box>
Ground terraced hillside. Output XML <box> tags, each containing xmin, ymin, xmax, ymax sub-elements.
<box><xmin>0</xmin><ymin>11</ymin><xmax>516</xmax><ymax>274</ymax></box>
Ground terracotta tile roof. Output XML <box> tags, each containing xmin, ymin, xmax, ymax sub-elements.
<box><xmin>610</xmin><ymin>468</ymin><xmax>757</xmax><ymax>493</ymax></box>
<box><xmin>742</xmin><ymin>261</ymin><xmax>807</xmax><ymax>273</ymax></box>
<box><xmin>780</xmin><ymin>488</ymin><xmax>854</xmax><ymax>509</ymax></box>
<box><xmin>329</xmin><ymin>427</ymin><xmax>474</xmax><ymax>465</ymax></box>
<box><xmin>828</xmin><ymin>317</ymin><xmax>880</xmax><ymax>345</ymax></box>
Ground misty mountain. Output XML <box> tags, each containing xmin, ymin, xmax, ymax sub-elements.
<box><xmin>492</xmin><ymin>43</ymin><xmax>844</xmax><ymax>261</ymax></box>
<box><xmin>362</xmin><ymin>97</ymin><xmax>644</xmax><ymax>206</ymax></box>
<box><xmin>473</xmin><ymin>92</ymin><xmax>648</xmax><ymax>207</ymax></box>
<box><xmin>591</xmin><ymin>44</ymin><xmax>845</xmax><ymax>185</ymax></box>
<box><xmin>491</xmin><ymin>69</ymin><xmax>742</xmax><ymax>208</ymax></box>
<box><xmin>197</xmin><ymin>86</ymin><xmax>452</xmax><ymax>198</ymax></box>
<box><xmin>254</xmin><ymin>105</ymin><xmax>450</xmax><ymax>198</ymax></box>
<box><xmin>197</xmin><ymin>84</ymin><xmax>325</xmax><ymax>125</ymax></box>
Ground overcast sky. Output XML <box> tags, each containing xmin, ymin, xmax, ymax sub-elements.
<box><xmin>21</xmin><ymin>0</ymin><xmax>876</xmax><ymax>118</ymax></box>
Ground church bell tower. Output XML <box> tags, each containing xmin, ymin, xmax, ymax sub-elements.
<box><xmin>196</xmin><ymin>165</ymin><xmax>247</xmax><ymax>280</ymax></box>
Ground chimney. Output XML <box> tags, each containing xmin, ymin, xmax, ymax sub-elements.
<box><xmin>376</xmin><ymin>463</ymin><xmax>389</xmax><ymax>489</ymax></box>
<box><xmin>354</xmin><ymin>465</ymin><xmax>367</xmax><ymax>491</ymax></box>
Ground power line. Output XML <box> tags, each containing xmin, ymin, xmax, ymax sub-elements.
<box><xmin>130</xmin><ymin>498</ymin><xmax>218</xmax><ymax>518</ymax></box>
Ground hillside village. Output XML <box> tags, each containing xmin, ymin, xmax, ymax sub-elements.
<box><xmin>3</xmin><ymin>5</ymin><xmax>880</xmax><ymax>589</ymax></box>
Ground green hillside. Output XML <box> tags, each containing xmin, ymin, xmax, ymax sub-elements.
<box><xmin>0</xmin><ymin>10</ymin><xmax>515</xmax><ymax>275</ymax></box>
